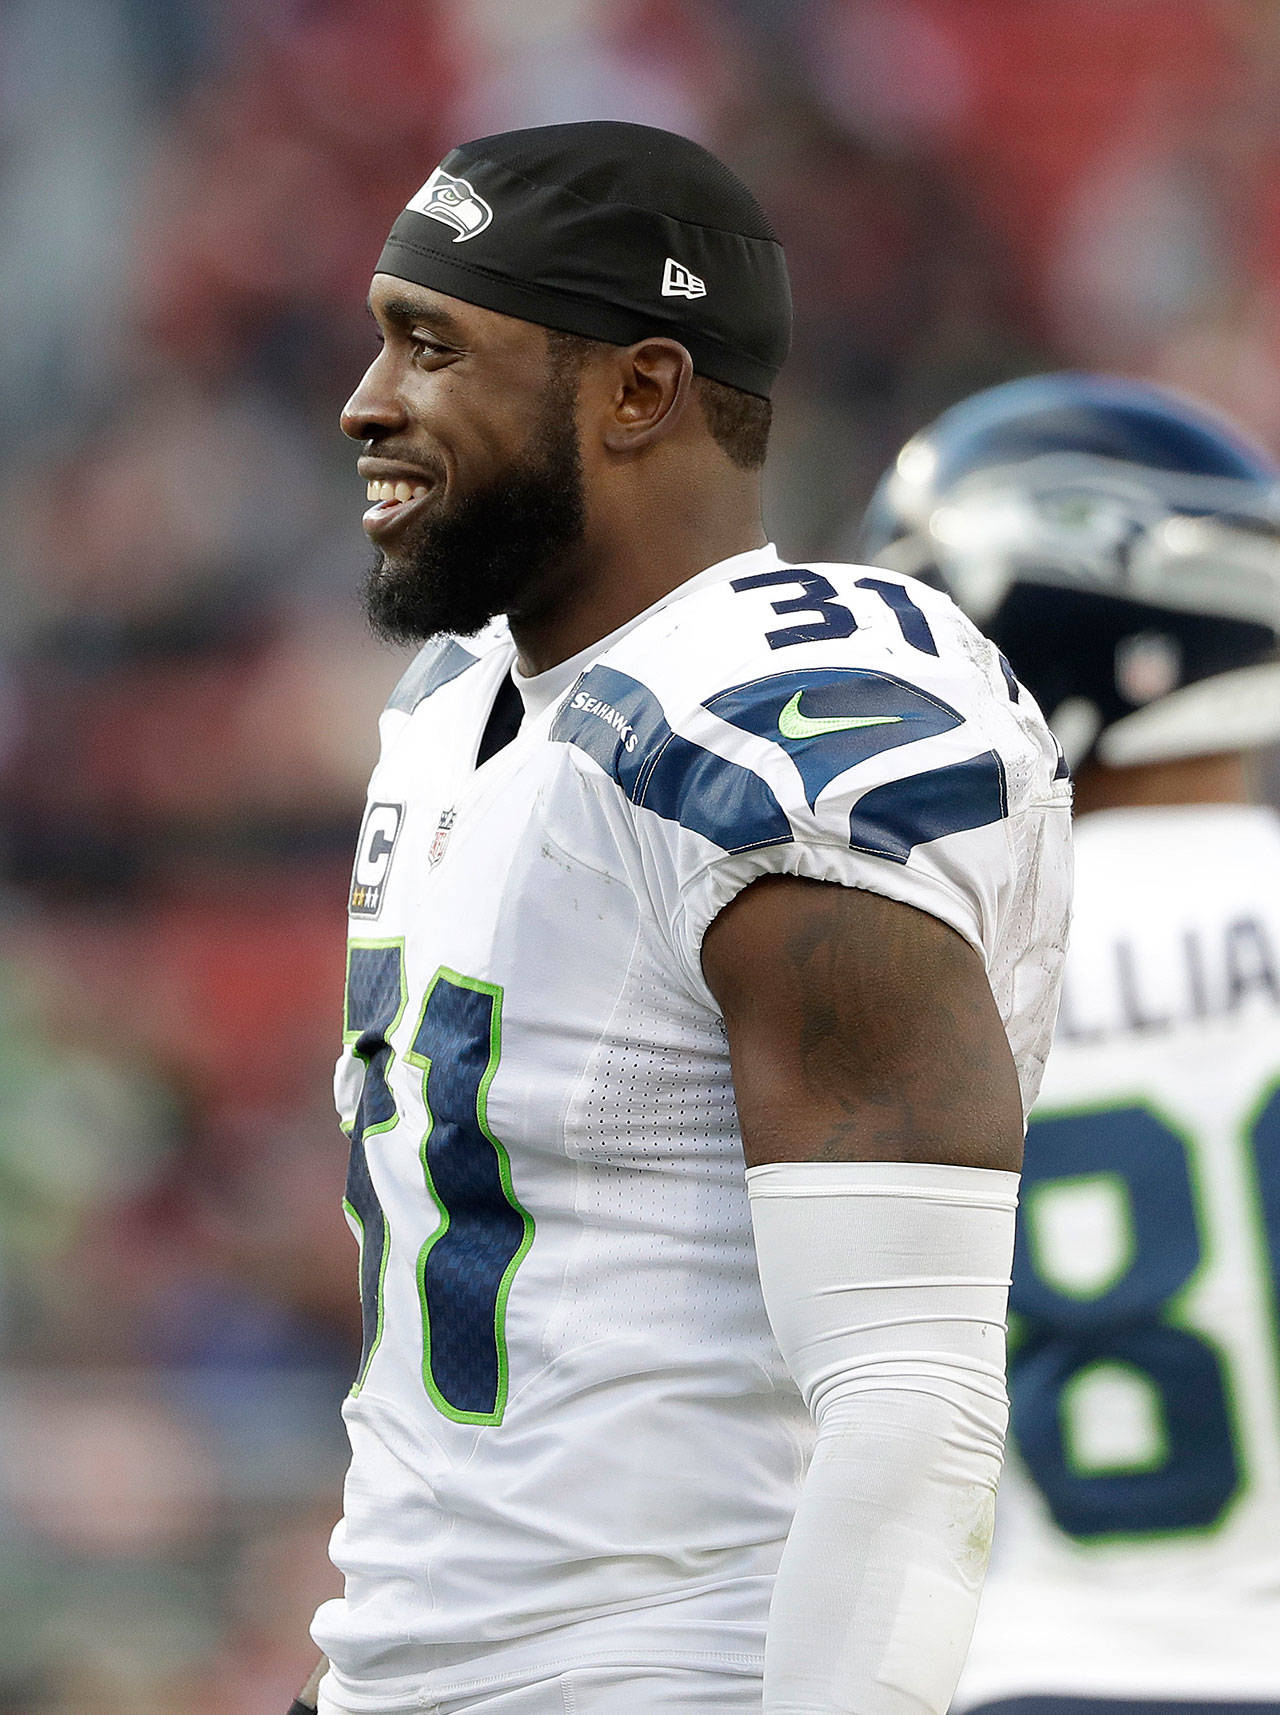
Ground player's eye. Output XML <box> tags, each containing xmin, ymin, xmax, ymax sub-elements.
<box><xmin>410</xmin><ymin>332</ymin><xmax>457</xmax><ymax>368</ymax></box>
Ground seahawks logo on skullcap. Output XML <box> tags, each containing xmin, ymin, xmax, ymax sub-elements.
<box><xmin>406</xmin><ymin>167</ymin><xmax>493</xmax><ymax>243</ymax></box>
<box><xmin>378</xmin><ymin>122</ymin><xmax>791</xmax><ymax>398</ymax></box>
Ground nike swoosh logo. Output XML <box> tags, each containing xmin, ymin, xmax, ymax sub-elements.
<box><xmin>778</xmin><ymin>692</ymin><xmax>906</xmax><ymax>741</ymax></box>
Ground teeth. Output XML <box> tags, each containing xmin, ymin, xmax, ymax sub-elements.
<box><xmin>365</xmin><ymin>478</ymin><xmax>429</xmax><ymax>504</ymax></box>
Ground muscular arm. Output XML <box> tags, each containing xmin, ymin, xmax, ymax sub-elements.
<box><xmin>702</xmin><ymin>877</ymin><xmax>1024</xmax><ymax>1715</ymax></box>
<box><xmin>701</xmin><ymin>873</ymin><xmax>1023</xmax><ymax>1172</ymax></box>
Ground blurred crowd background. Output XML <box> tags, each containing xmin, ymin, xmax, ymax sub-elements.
<box><xmin>4</xmin><ymin>2</ymin><xmax>1280</xmax><ymax>1710</ymax></box>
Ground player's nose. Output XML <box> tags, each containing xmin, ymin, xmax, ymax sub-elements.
<box><xmin>341</xmin><ymin>355</ymin><xmax>409</xmax><ymax>442</ymax></box>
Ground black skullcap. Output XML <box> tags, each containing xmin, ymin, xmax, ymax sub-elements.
<box><xmin>376</xmin><ymin>121</ymin><xmax>791</xmax><ymax>399</ymax></box>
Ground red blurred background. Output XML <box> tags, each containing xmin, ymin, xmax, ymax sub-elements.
<box><xmin>2</xmin><ymin>3</ymin><xmax>1278</xmax><ymax>1709</ymax></box>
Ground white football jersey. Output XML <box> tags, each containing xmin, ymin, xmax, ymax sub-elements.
<box><xmin>956</xmin><ymin>803</ymin><xmax>1280</xmax><ymax>1709</ymax></box>
<box><xmin>311</xmin><ymin>545</ymin><xmax>1072</xmax><ymax>1710</ymax></box>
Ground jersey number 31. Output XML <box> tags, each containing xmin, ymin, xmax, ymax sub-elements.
<box><xmin>341</xmin><ymin>941</ymin><xmax>534</xmax><ymax>1425</ymax></box>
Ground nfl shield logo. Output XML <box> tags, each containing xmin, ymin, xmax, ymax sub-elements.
<box><xmin>1116</xmin><ymin>632</ymin><xmax>1182</xmax><ymax>706</ymax></box>
<box><xmin>428</xmin><ymin>807</ymin><xmax>456</xmax><ymax>867</ymax></box>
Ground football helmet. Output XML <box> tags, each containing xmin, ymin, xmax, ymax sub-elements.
<box><xmin>859</xmin><ymin>373</ymin><xmax>1280</xmax><ymax>769</ymax></box>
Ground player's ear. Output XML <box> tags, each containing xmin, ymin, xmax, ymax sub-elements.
<box><xmin>600</xmin><ymin>338</ymin><xmax>695</xmax><ymax>453</ymax></box>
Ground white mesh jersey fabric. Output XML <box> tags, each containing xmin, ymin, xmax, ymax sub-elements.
<box><xmin>313</xmin><ymin>546</ymin><xmax>1072</xmax><ymax>1712</ymax></box>
<box><xmin>956</xmin><ymin>805</ymin><xmax>1280</xmax><ymax>1708</ymax></box>
<box><xmin>564</xmin><ymin>926</ymin><xmax>739</xmax><ymax>1167</ymax></box>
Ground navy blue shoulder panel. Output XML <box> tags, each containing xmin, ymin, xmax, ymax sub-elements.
<box><xmin>706</xmin><ymin>668</ymin><xmax>964</xmax><ymax>810</ymax></box>
<box><xmin>551</xmin><ymin>664</ymin><xmax>793</xmax><ymax>855</ymax></box>
<box><xmin>385</xmin><ymin>638</ymin><xmax>479</xmax><ymax>714</ymax></box>
<box><xmin>996</xmin><ymin>652</ymin><xmax>1022</xmax><ymax>702</ymax></box>
<box><xmin>847</xmin><ymin>750</ymin><xmax>1008</xmax><ymax>864</ymax></box>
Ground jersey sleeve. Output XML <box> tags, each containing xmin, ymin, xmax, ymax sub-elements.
<box><xmin>549</xmin><ymin>648</ymin><xmax>1047</xmax><ymax>1004</ymax></box>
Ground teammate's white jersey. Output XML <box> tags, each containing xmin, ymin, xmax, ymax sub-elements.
<box><xmin>956</xmin><ymin>803</ymin><xmax>1280</xmax><ymax>1710</ymax></box>
<box><xmin>311</xmin><ymin>545</ymin><xmax>1072</xmax><ymax>1712</ymax></box>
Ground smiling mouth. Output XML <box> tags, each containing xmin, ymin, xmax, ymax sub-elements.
<box><xmin>362</xmin><ymin>478</ymin><xmax>437</xmax><ymax>544</ymax></box>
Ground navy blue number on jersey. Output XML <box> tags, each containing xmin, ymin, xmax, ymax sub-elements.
<box><xmin>716</xmin><ymin>571</ymin><xmax>1005</xmax><ymax>860</ymax></box>
<box><xmin>730</xmin><ymin>567</ymin><xmax>939</xmax><ymax>654</ymax></box>
<box><xmin>341</xmin><ymin>949</ymin><xmax>533</xmax><ymax>1421</ymax></box>
<box><xmin>1011</xmin><ymin>1088</ymin><xmax>1280</xmax><ymax>1538</ymax></box>
<box><xmin>342</xmin><ymin>940</ymin><xmax>409</xmax><ymax>1390</ymax></box>
<box><xmin>731</xmin><ymin>568</ymin><xmax>858</xmax><ymax>648</ymax></box>
<box><xmin>407</xmin><ymin>970</ymin><xmax>534</xmax><ymax>1425</ymax></box>
<box><xmin>1257</xmin><ymin>1081</ymin><xmax>1280</xmax><ymax>1332</ymax></box>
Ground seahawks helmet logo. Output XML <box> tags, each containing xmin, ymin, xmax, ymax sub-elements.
<box><xmin>407</xmin><ymin>167</ymin><xmax>493</xmax><ymax>242</ymax></box>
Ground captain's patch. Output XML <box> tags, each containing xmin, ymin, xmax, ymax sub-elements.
<box><xmin>349</xmin><ymin>802</ymin><xmax>404</xmax><ymax>919</ymax></box>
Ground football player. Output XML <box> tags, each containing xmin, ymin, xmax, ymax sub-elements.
<box><xmin>293</xmin><ymin>125</ymin><xmax>1072</xmax><ymax>1715</ymax></box>
<box><xmin>861</xmin><ymin>374</ymin><xmax>1280</xmax><ymax>1715</ymax></box>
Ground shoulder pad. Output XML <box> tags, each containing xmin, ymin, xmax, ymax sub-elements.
<box><xmin>550</xmin><ymin>663</ymin><xmax>793</xmax><ymax>856</ymax></box>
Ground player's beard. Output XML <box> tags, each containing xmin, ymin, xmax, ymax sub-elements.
<box><xmin>361</xmin><ymin>367</ymin><xmax>587</xmax><ymax>644</ymax></box>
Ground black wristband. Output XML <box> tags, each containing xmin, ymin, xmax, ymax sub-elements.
<box><xmin>287</xmin><ymin>1702</ymin><xmax>317</xmax><ymax>1715</ymax></box>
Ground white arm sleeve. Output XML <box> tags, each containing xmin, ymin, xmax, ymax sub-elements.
<box><xmin>746</xmin><ymin>1159</ymin><xmax>1020</xmax><ymax>1715</ymax></box>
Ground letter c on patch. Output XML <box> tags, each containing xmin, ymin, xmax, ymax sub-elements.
<box><xmin>355</xmin><ymin>803</ymin><xmax>403</xmax><ymax>887</ymax></box>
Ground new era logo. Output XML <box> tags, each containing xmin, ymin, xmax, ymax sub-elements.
<box><xmin>662</xmin><ymin>257</ymin><xmax>706</xmax><ymax>299</ymax></box>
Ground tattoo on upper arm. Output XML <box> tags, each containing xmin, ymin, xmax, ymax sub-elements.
<box><xmin>720</xmin><ymin>879</ymin><xmax>1021</xmax><ymax>1166</ymax></box>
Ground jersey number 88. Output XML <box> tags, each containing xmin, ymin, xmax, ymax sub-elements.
<box><xmin>1011</xmin><ymin>1088</ymin><xmax>1280</xmax><ymax>1539</ymax></box>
